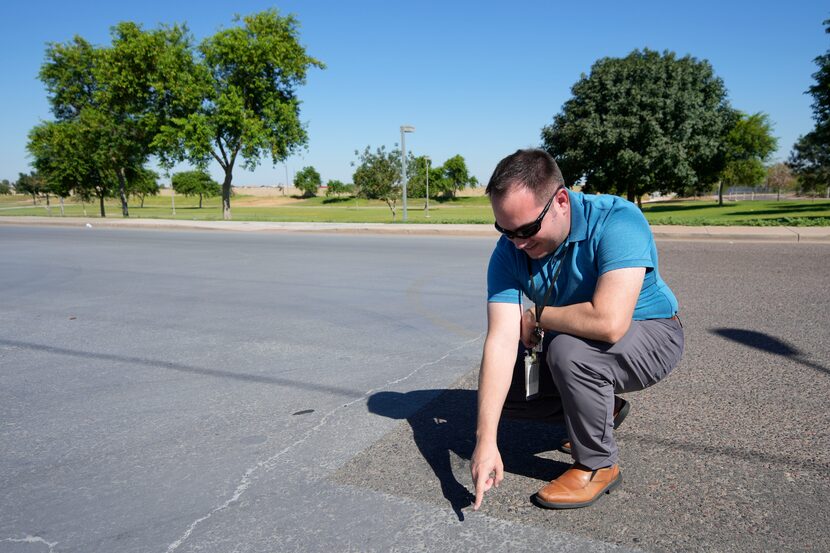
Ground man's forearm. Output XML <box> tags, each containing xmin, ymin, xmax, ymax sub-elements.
<box><xmin>534</xmin><ymin>267</ymin><xmax>644</xmax><ymax>344</ymax></box>
<box><xmin>537</xmin><ymin>301</ymin><xmax>630</xmax><ymax>344</ymax></box>
<box><xmin>476</xmin><ymin>338</ymin><xmax>517</xmax><ymax>443</ymax></box>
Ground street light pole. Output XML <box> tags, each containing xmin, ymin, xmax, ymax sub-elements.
<box><xmin>424</xmin><ymin>156</ymin><xmax>431</xmax><ymax>218</ymax></box>
<box><xmin>400</xmin><ymin>125</ymin><xmax>415</xmax><ymax>222</ymax></box>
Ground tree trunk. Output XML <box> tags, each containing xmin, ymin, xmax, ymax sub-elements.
<box><xmin>59</xmin><ymin>196</ymin><xmax>65</xmax><ymax>216</ymax></box>
<box><xmin>199</xmin><ymin>193</ymin><xmax>203</xmax><ymax>209</ymax></box>
<box><xmin>46</xmin><ymin>193</ymin><xmax>51</xmax><ymax>216</ymax></box>
<box><xmin>626</xmin><ymin>183</ymin><xmax>635</xmax><ymax>203</ymax></box>
<box><xmin>31</xmin><ymin>193</ymin><xmax>36</xmax><ymax>205</ymax></box>
<box><xmin>636</xmin><ymin>195</ymin><xmax>642</xmax><ymax>209</ymax></box>
<box><xmin>717</xmin><ymin>181</ymin><xmax>724</xmax><ymax>206</ymax></box>
<box><xmin>222</xmin><ymin>168</ymin><xmax>233</xmax><ymax>220</ymax></box>
<box><xmin>117</xmin><ymin>167</ymin><xmax>129</xmax><ymax>217</ymax></box>
<box><xmin>99</xmin><ymin>193</ymin><xmax>106</xmax><ymax>217</ymax></box>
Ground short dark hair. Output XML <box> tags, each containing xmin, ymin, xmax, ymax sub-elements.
<box><xmin>486</xmin><ymin>149</ymin><xmax>565</xmax><ymax>202</ymax></box>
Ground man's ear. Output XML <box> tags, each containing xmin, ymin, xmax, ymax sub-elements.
<box><xmin>554</xmin><ymin>188</ymin><xmax>569</xmax><ymax>212</ymax></box>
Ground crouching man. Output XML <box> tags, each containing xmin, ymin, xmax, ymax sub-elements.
<box><xmin>471</xmin><ymin>149</ymin><xmax>684</xmax><ymax>510</ymax></box>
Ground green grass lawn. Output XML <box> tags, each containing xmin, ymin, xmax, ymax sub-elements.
<box><xmin>2</xmin><ymin>194</ymin><xmax>828</xmax><ymax>226</ymax></box>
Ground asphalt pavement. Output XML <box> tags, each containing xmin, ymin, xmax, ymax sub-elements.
<box><xmin>0</xmin><ymin>224</ymin><xmax>828</xmax><ymax>552</ymax></box>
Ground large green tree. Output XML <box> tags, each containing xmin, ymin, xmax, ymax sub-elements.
<box><xmin>542</xmin><ymin>49</ymin><xmax>734</xmax><ymax>205</ymax></box>
<box><xmin>717</xmin><ymin>112</ymin><xmax>778</xmax><ymax>205</ymax></box>
<box><xmin>30</xmin><ymin>24</ymin><xmax>198</xmax><ymax>217</ymax></box>
<box><xmin>155</xmin><ymin>9</ymin><xmax>324</xmax><ymax>220</ymax></box>
<box><xmin>96</xmin><ymin>22</ymin><xmax>201</xmax><ymax>216</ymax></box>
<box><xmin>789</xmin><ymin>19</ymin><xmax>830</xmax><ymax>197</ymax></box>
<box><xmin>28</xmin><ymin>116</ymin><xmax>117</xmax><ymax>216</ymax></box>
<box><xmin>294</xmin><ymin>166</ymin><xmax>321</xmax><ymax>197</ymax></box>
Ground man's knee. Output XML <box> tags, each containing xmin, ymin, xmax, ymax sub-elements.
<box><xmin>546</xmin><ymin>333</ymin><xmax>593</xmax><ymax>382</ymax></box>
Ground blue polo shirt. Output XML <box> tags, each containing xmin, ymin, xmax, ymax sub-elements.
<box><xmin>487</xmin><ymin>191</ymin><xmax>678</xmax><ymax>320</ymax></box>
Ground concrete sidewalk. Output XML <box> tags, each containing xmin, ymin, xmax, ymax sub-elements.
<box><xmin>2</xmin><ymin>215</ymin><xmax>829</xmax><ymax>242</ymax></box>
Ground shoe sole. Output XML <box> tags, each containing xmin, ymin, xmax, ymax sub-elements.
<box><xmin>559</xmin><ymin>399</ymin><xmax>630</xmax><ymax>455</ymax></box>
<box><xmin>532</xmin><ymin>473</ymin><xmax>622</xmax><ymax>510</ymax></box>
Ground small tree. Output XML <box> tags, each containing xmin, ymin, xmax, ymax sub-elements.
<box><xmin>15</xmin><ymin>172</ymin><xmax>46</xmax><ymax>205</ymax></box>
<box><xmin>352</xmin><ymin>145</ymin><xmax>402</xmax><ymax>220</ymax></box>
<box><xmin>128</xmin><ymin>168</ymin><xmax>160</xmax><ymax>207</ymax></box>
<box><xmin>325</xmin><ymin>179</ymin><xmax>351</xmax><ymax>197</ymax></box>
<box><xmin>0</xmin><ymin>180</ymin><xmax>11</xmax><ymax>195</ymax></box>
<box><xmin>442</xmin><ymin>154</ymin><xmax>478</xmax><ymax>199</ymax></box>
<box><xmin>294</xmin><ymin>166</ymin><xmax>322</xmax><ymax>197</ymax></box>
<box><xmin>172</xmin><ymin>169</ymin><xmax>220</xmax><ymax>208</ymax></box>
<box><xmin>766</xmin><ymin>163</ymin><xmax>795</xmax><ymax>200</ymax></box>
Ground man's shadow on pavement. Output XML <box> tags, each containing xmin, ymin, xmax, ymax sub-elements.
<box><xmin>367</xmin><ymin>389</ymin><xmax>570</xmax><ymax>521</ymax></box>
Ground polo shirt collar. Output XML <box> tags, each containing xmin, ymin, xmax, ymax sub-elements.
<box><xmin>567</xmin><ymin>190</ymin><xmax>588</xmax><ymax>243</ymax></box>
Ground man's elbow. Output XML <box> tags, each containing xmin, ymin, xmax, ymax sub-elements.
<box><xmin>601</xmin><ymin>318</ymin><xmax>632</xmax><ymax>344</ymax></box>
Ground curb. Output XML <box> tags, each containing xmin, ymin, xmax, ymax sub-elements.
<box><xmin>1</xmin><ymin>216</ymin><xmax>829</xmax><ymax>243</ymax></box>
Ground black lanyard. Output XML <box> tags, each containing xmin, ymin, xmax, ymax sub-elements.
<box><xmin>526</xmin><ymin>240</ymin><xmax>571</xmax><ymax>327</ymax></box>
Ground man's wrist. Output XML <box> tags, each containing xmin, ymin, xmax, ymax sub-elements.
<box><xmin>475</xmin><ymin>429</ymin><xmax>497</xmax><ymax>445</ymax></box>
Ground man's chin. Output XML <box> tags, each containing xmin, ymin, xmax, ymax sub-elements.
<box><xmin>525</xmin><ymin>245</ymin><xmax>552</xmax><ymax>259</ymax></box>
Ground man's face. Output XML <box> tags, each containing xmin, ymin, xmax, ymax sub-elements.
<box><xmin>491</xmin><ymin>185</ymin><xmax>569</xmax><ymax>259</ymax></box>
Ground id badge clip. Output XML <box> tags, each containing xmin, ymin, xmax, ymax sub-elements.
<box><xmin>524</xmin><ymin>351</ymin><xmax>540</xmax><ymax>400</ymax></box>
<box><xmin>524</xmin><ymin>327</ymin><xmax>544</xmax><ymax>401</ymax></box>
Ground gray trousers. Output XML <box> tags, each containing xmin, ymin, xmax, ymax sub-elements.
<box><xmin>501</xmin><ymin>317</ymin><xmax>684</xmax><ymax>469</ymax></box>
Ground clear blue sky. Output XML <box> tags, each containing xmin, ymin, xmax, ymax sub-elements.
<box><xmin>1</xmin><ymin>0</ymin><xmax>827</xmax><ymax>187</ymax></box>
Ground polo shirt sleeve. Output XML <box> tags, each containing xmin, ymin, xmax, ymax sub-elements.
<box><xmin>487</xmin><ymin>239</ymin><xmax>523</xmax><ymax>304</ymax></box>
<box><xmin>595</xmin><ymin>202</ymin><xmax>655</xmax><ymax>275</ymax></box>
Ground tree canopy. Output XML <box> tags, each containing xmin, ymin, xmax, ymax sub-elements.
<box><xmin>789</xmin><ymin>19</ymin><xmax>830</xmax><ymax>197</ymax></box>
<box><xmin>28</xmin><ymin>24</ymin><xmax>198</xmax><ymax>217</ymax></box>
<box><xmin>717</xmin><ymin>112</ymin><xmax>778</xmax><ymax>205</ymax></box>
<box><xmin>294</xmin><ymin>166</ymin><xmax>322</xmax><ymax>197</ymax></box>
<box><xmin>171</xmin><ymin>169</ymin><xmax>218</xmax><ymax>208</ymax></box>
<box><xmin>27</xmin><ymin>9</ymin><xmax>322</xmax><ymax>219</ymax></box>
<box><xmin>541</xmin><ymin>48</ymin><xmax>734</xmax><ymax>204</ymax></box>
<box><xmin>154</xmin><ymin>9</ymin><xmax>324</xmax><ymax>219</ymax></box>
<box><xmin>766</xmin><ymin>163</ymin><xmax>796</xmax><ymax>200</ymax></box>
<box><xmin>352</xmin><ymin>145</ymin><xmax>404</xmax><ymax>219</ymax></box>
<box><xmin>324</xmin><ymin>179</ymin><xmax>351</xmax><ymax>197</ymax></box>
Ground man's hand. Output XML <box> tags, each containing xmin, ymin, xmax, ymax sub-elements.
<box><xmin>470</xmin><ymin>440</ymin><xmax>504</xmax><ymax>510</ymax></box>
<box><xmin>521</xmin><ymin>308</ymin><xmax>538</xmax><ymax>349</ymax></box>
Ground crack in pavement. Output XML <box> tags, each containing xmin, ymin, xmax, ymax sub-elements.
<box><xmin>165</xmin><ymin>332</ymin><xmax>485</xmax><ymax>553</ymax></box>
<box><xmin>2</xmin><ymin>535</ymin><xmax>59</xmax><ymax>552</ymax></box>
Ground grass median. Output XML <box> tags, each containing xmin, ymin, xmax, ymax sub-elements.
<box><xmin>1</xmin><ymin>193</ymin><xmax>828</xmax><ymax>226</ymax></box>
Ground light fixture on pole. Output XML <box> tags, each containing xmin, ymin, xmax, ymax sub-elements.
<box><xmin>400</xmin><ymin>125</ymin><xmax>415</xmax><ymax>222</ymax></box>
<box><xmin>424</xmin><ymin>156</ymin><xmax>431</xmax><ymax>218</ymax></box>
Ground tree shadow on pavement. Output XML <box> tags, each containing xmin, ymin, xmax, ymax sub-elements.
<box><xmin>711</xmin><ymin>328</ymin><xmax>829</xmax><ymax>375</ymax></box>
<box><xmin>367</xmin><ymin>389</ymin><xmax>570</xmax><ymax>521</ymax></box>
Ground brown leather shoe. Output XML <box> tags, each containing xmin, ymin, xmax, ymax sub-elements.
<box><xmin>534</xmin><ymin>464</ymin><xmax>621</xmax><ymax>509</ymax></box>
<box><xmin>559</xmin><ymin>396</ymin><xmax>630</xmax><ymax>455</ymax></box>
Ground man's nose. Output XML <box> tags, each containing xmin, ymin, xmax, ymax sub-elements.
<box><xmin>512</xmin><ymin>237</ymin><xmax>530</xmax><ymax>249</ymax></box>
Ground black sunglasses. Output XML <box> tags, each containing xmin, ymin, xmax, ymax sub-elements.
<box><xmin>494</xmin><ymin>188</ymin><xmax>561</xmax><ymax>240</ymax></box>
